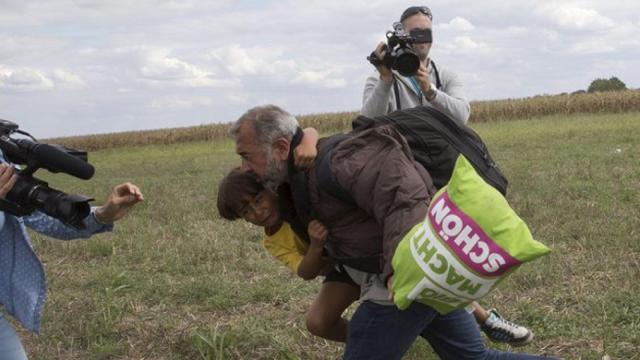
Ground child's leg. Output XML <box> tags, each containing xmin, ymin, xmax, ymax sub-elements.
<box><xmin>305</xmin><ymin>280</ymin><xmax>359</xmax><ymax>342</ymax></box>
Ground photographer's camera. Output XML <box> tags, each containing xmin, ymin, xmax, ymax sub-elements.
<box><xmin>367</xmin><ymin>22</ymin><xmax>433</xmax><ymax>77</ymax></box>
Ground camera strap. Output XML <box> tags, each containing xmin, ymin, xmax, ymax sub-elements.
<box><xmin>392</xmin><ymin>60</ymin><xmax>443</xmax><ymax>110</ymax></box>
<box><xmin>430</xmin><ymin>60</ymin><xmax>442</xmax><ymax>90</ymax></box>
<box><xmin>393</xmin><ymin>77</ymin><xmax>402</xmax><ymax>110</ymax></box>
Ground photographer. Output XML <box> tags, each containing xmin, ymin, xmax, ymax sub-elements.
<box><xmin>0</xmin><ymin>155</ymin><xmax>143</xmax><ymax>359</ymax></box>
<box><xmin>361</xmin><ymin>6</ymin><xmax>533</xmax><ymax>347</ymax></box>
<box><xmin>362</xmin><ymin>5</ymin><xmax>470</xmax><ymax>125</ymax></box>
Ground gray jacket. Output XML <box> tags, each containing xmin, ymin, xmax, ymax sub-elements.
<box><xmin>361</xmin><ymin>60</ymin><xmax>470</xmax><ymax>125</ymax></box>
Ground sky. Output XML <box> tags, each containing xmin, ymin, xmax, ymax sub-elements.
<box><xmin>0</xmin><ymin>0</ymin><xmax>639</xmax><ymax>138</ymax></box>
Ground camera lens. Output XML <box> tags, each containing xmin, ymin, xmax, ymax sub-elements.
<box><xmin>7</xmin><ymin>174</ymin><xmax>92</xmax><ymax>228</ymax></box>
<box><xmin>394</xmin><ymin>50</ymin><xmax>420</xmax><ymax>77</ymax></box>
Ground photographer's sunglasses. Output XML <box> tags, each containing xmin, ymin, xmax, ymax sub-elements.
<box><xmin>400</xmin><ymin>6</ymin><xmax>433</xmax><ymax>22</ymax></box>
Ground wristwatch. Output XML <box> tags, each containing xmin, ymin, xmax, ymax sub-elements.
<box><xmin>425</xmin><ymin>82</ymin><xmax>437</xmax><ymax>101</ymax></box>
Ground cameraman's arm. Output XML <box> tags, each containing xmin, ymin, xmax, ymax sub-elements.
<box><xmin>427</xmin><ymin>70</ymin><xmax>470</xmax><ymax>125</ymax></box>
<box><xmin>361</xmin><ymin>42</ymin><xmax>394</xmax><ymax>118</ymax></box>
<box><xmin>361</xmin><ymin>74</ymin><xmax>393</xmax><ymax>118</ymax></box>
<box><xmin>23</xmin><ymin>182</ymin><xmax>143</xmax><ymax>240</ymax></box>
<box><xmin>22</xmin><ymin>208</ymin><xmax>113</xmax><ymax>240</ymax></box>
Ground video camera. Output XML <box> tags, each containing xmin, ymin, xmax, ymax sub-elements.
<box><xmin>367</xmin><ymin>22</ymin><xmax>432</xmax><ymax>77</ymax></box>
<box><xmin>0</xmin><ymin>119</ymin><xmax>95</xmax><ymax>229</ymax></box>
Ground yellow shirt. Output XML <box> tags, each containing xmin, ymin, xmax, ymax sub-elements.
<box><xmin>262</xmin><ymin>222</ymin><xmax>309</xmax><ymax>274</ymax></box>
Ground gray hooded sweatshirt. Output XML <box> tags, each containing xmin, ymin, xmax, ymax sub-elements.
<box><xmin>361</xmin><ymin>60</ymin><xmax>470</xmax><ymax>125</ymax></box>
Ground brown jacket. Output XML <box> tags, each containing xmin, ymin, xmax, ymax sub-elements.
<box><xmin>307</xmin><ymin>125</ymin><xmax>436</xmax><ymax>280</ymax></box>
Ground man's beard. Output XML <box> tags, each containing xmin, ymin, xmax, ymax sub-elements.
<box><xmin>262</xmin><ymin>149</ymin><xmax>287</xmax><ymax>191</ymax></box>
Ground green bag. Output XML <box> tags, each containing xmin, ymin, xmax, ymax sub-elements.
<box><xmin>391</xmin><ymin>155</ymin><xmax>551</xmax><ymax>313</ymax></box>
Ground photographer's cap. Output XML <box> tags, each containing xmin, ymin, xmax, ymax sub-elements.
<box><xmin>400</xmin><ymin>6</ymin><xmax>433</xmax><ymax>22</ymax></box>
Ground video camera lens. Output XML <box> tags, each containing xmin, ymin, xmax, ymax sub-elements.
<box><xmin>34</xmin><ymin>186</ymin><xmax>92</xmax><ymax>227</ymax></box>
<box><xmin>393</xmin><ymin>49</ymin><xmax>421</xmax><ymax>77</ymax></box>
<box><xmin>4</xmin><ymin>172</ymin><xmax>93</xmax><ymax>229</ymax></box>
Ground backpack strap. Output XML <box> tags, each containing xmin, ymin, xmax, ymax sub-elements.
<box><xmin>282</xmin><ymin>131</ymin><xmax>356</xmax><ymax>242</ymax></box>
<box><xmin>279</xmin><ymin>127</ymin><xmax>311</xmax><ymax>242</ymax></box>
<box><xmin>430</xmin><ymin>60</ymin><xmax>442</xmax><ymax>90</ymax></box>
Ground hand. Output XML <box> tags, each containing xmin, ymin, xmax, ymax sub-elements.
<box><xmin>308</xmin><ymin>219</ymin><xmax>328</xmax><ymax>248</ymax></box>
<box><xmin>387</xmin><ymin>275</ymin><xmax>395</xmax><ymax>302</ymax></box>
<box><xmin>0</xmin><ymin>164</ymin><xmax>17</xmax><ymax>199</ymax></box>
<box><xmin>293</xmin><ymin>142</ymin><xmax>317</xmax><ymax>170</ymax></box>
<box><xmin>416</xmin><ymin>63</ymin><xmax>436</xmax><ymax>101</ymax></box>
<box><xmin>95</xmin><ymin>182</ymin><xmax>144</xmax><ymax>223</ymax></box>
<box><xmin>372</xmin><ymin>42</ymin><xmax>393</xmax><ymax>83</ymax></box>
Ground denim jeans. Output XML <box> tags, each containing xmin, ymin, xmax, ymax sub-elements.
<box><xmin>0</xmin><ymin>314</ymin><xmax>28</xmax><ymax>360</ymax></box>
<box><xmin>345</xmin><ymin>301</ymin><xmax>556</xmax><ymax>360</ymax></box>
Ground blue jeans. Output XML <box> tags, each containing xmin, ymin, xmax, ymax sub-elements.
<box><xmin>345</xmin><ymin>301</ymin><xmax>556</xmax><ymax>360</ymax></box>
<box><xmin>0</xmin><ymin>314</ymin><xmax>28</xmax><ymax>360</ymax></box>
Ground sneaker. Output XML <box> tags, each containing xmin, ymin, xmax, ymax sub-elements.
<box><xmin>480</xmin><ymin>309</ymin><xmax>534</xmax><ymax>346</ymax></box>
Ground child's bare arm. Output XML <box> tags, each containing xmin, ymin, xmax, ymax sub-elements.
<box><xmin>297</xmin><ymin>219</ymin><xmax>331</xmax><ymax>280</ymax></box>
<box><xmin>293</xmin><ymin>127</ymin><xmax>319</xmax><ymax>169</ymax></box>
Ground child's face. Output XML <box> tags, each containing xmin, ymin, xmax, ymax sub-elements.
<box><xmin>240</xmin><ymin>189</ymin><xmax>280</xmax><ymax>228</ymax></box>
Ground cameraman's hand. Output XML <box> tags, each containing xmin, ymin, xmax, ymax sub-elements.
<box><xmin>0</xmin><ymin>164</ymin><xmax>17</xmax><ymax>199</ymax></box>
<box><xmin>95</xmin><ymin>182</ymin><xmax>144</xmax><ymax>223</ymax></box>
<box><xmin>373</xmin><ymin>42</ymin><xmax>393</xmax><ymax>83</ymax></box>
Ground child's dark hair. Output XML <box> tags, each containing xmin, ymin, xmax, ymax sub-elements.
<box><xmin>217</xmin><ymin>167</ymin><xmax>263</xmax><ymax>220</ymax></box>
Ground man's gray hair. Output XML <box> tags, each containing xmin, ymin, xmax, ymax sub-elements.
<box><xmin>230</xmin><ymin>105</ymin><xmax>299</xmax><ymax>145</ymax></box>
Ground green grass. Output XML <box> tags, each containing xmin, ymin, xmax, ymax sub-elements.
<box><xmin>18</xmin><ymin>112</ymin><xmax>640</xmax><ymax>359</ymax></box>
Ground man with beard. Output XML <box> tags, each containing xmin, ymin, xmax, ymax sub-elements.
<box><xmin>231</xmin><ymin>104</ymin><xmax>555</xmax><ymax>360</ymax></box>
<box><xmin>362</xmin><ymin>6</ymin><xmax>470</xmax><ymax>125</ymax></box>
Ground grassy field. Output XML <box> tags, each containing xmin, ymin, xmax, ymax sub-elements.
<box><xmin>15</xmin><ymin>112</ymin><xmax>640</xmax><ymax>359</ymax></box>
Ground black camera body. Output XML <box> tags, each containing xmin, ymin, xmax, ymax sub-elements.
<box><xmin>367</xmin><ymin>22</ymin><xmax>421</xmax><ymax>77</ymax></box>
<box><xmin>0</xmin><ymin>119</ymin><xmax>95</xmax><ymax>229</ymax></box>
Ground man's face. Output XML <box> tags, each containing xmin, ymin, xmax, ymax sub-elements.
<box><xmin>235</xmin><ymin>122</ymin><xmax>269</xmax><ymax>179</ymax></box>
<box><xmin>402</xmin><ymin>13</ymin><xmax>433</xmax><ymax>62</ymax></box>
<box><xmin>235</xmin><ymin>122</ymin><xmax>288</xmax><ymax>189</ymax></box>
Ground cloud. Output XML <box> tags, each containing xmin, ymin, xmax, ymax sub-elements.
<box><xmin>209</xmin><ymin>45</ymin><xmax>291</xmax><ymax>77</ymax></box>
<box><xmin>149</xmin><ymin>95</ymin><xmax>213</xmax><ymax>110</ymax></box>
<box><xmin>0</xmin><ymin>66</ymin><xmax>54</xmax><ymax>92</ymax></box>
<box><xmin>439</xmin><ymin>17</ymin><xmax>475</xmax><ymax>31</ymax></box>
<box><xmin>209</xmin><ymin>45</ymin><xmax>348</xmax><ymax>89</ymax></box>
<box><xmin>134</xmin><ymin>48</ymin><xmax>215</xmax><ymax>87</ymax></box>
<box><xmin>539</xmin><ymin>4</ymin><xmax>615</xmax><ymax>31</ymax></box>
<box><xmin>224</xmin><ymin>92</ymin><xmax>249</xmax><ymax>104</ymax></box>
<box><xmin>0</xmin><ymin>1</ymin><xmax>638</xmax><ymax>138</ymax></box>
<box><xmin>439</xmin><ymin>36</ymin><xmax>491</xmax><ymax>56</ymax></box>
<box><xmin>292</xmin><ymin>70</ymin><xmax>347</xmax><ymax>89</ymax></box>
<box><xmin>569</xmin><ymin>38</ymin><xmax>616</xmax><ymax>54</ymax></box>
<box><xmin>0</xmin><ymin>0</ymin><xmax>231</xmax><ymax>26</ymax></box>
<box><xmin>51</xmin><ymin>69</ymin><xmax>87</xmax><ymax>88</ymax></box>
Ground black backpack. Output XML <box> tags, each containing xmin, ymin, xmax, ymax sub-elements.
<box><xmin>315</xmin><ymin>106</ymin><xmax>508</xmax><ymax>208</ymax></box>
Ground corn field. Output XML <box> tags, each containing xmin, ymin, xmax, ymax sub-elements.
<box><xmin>47</xmin><ymin>90</ymin><xmax>640</xmax><ymax>151</ymax></box>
